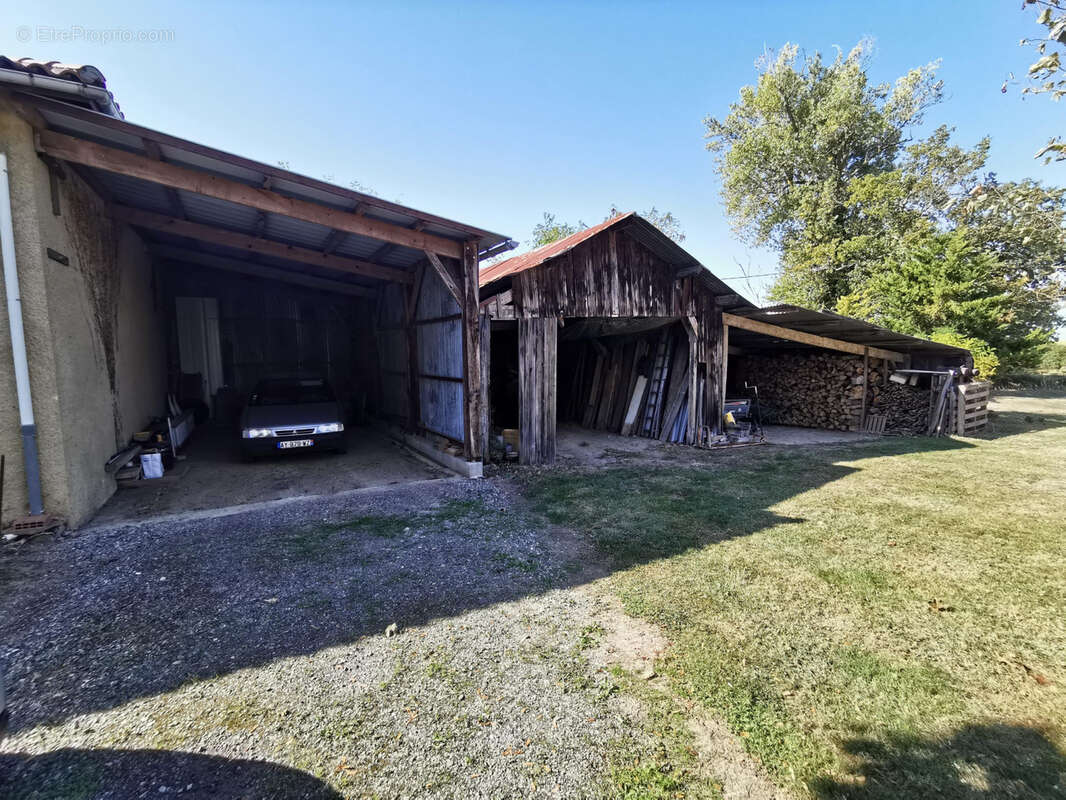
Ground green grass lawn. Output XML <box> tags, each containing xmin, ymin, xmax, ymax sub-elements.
<box><xmin>530</xmin><ymin>391</ymin><xmax>1066</xmax><ymax>798</ymax></box>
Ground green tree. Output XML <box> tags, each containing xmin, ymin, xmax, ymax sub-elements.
<box><xmin>708</xmin><ymin>40</ymin><xmax>1065</xmax><ymax>370</ymax></box>
<box><xmin>704</xmin><ymin>40</ymin><xmax>943</xmax><ymax>308</ymax></box>
<box><xmin>606</xmin><ymin>205</ymin><xmax>686</xmax><ymax>243</ymax></box>
<box><xmin>529</xmin><ymin>212</ymin><xmax>587</xmax><ymax>248</ymax></box>
<box><xmin>529</xmin><ymin>207</ymin><xmax>686</xmax><ymax>249</ymax></box>
<box><xmin>1019</xmin><ymin>0</ymin><xmax>1066</xmax><ymax>162</ymax></box>
<box><xmin>839</xmin><ymin>231</ymin><xmax>1058</xmax><ymax>373</ymax></box>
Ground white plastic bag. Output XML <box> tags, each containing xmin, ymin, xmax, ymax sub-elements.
<box><xmin>140</xmin><ymin>452</ymin><xmax>164</xmax><ymax>479</ymax></box>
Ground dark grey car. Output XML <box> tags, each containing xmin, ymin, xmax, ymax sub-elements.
<box><xmin>239</xmin><ymin>376</ymin><xmax>347</xmax><ymax>460</ymax></box>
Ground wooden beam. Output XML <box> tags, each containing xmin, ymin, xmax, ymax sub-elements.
<box><xmin>460</xmin><ymin>240</ymin><xmax>484</xmax><ymax>461</ymax></box>
<box><xmin>425</xmin><ymin>250</ymin><xmax>462</xmax><ymax>303</ymax></box>
<box><xmin>722</xmin><ymin>312</ymin><xmax>905</xmax><ymax>362</ymax></box>
<box><xmin>149</xmin><ymin>245</ymin><xmax>375</xmax><ymax>297</ymax></box>
<box><xmin>113</xmin><ymin>206</ymin><xmax>413</xmax><ymax>284</ymax></box>
<box><xmin>141</xmin><ymin>138</ymin><xmax>186</xmax><ymax>219</ymax></box>
<box><xmin>36</xmin><ymin>128</ymin><xmax>465</xmax><ymax>258</ymax></box>
<box><xmin>18</xmin><ymin>92</ymin><xmax>498</xmax><ymax>243</ymax></box>
<box><xmin>321</xmin><ymin>228</ymin><xmax>347</xmax><ymax>255</ymax></box>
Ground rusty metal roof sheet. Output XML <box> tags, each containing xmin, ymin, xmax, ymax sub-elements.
<box><xmin>479</xmin><ymin>213</ymin><xmax>634</xmax><ymax>285</ymax></box>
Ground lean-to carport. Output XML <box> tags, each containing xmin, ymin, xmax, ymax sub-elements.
<box><xmin>15</xmin><ymin>91</ymin><xmax>512</xmax><ymax>468</ymax></box>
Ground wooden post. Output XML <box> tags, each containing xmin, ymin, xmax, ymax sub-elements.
<box><xmin>684</xmin><ymin>316</ymin><xmax>699</xmax><ymax>445</ymax></box>
<box><xmin>860</xmin><ymin>346</ymin><xmax>869</xmax><ymax>431</ymax></box>
<box><xmin>460</xmin><ymin>240</ymin><xmax>483</xmax><ymax>461</ymax></box>
<box><xmin>704</xmin><ymin>300</ymin><xmax>725</xmax><ymax>436</ymax></box>
<box><xmin>405</xmin><ymin>264</ymin><xmax>425</xmax><ymax>432</ymax></box>
<box><xmin>479</xmin><ymin>311</ymin><xmax>491</xmax><ymax>459</ymax></box>
<box><xmin>518</xmin><ymin>317</ymin><xmax>557</xmax><ymax>465</ymax></box>
<box><xmin>720</xmin><ymin>322</ymin><xmax>729</xmax><ymax>416</ymax></box>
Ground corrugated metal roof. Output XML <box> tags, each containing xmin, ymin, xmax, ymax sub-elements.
<box><xmin>479</xmin><ymin>212</ymin><xmax>754</xmax><ymax>309</ymax></box>
<box><xmin>728</xmin><ymin>304</ymin><xmax>972</xmax><ymax>357</ymax></box>
<box><xmin>14</xmin><ymin>92</ymin><xmax>514</xmax><ymax>283</ymax></box>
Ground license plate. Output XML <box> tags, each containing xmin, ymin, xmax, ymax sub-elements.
<box><xmin>277</xmin><ymin>439</ymin><xmax>313</xmax><ymax>449</ymax></box>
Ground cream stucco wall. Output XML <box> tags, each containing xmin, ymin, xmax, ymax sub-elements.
<box><xmin>0</xmin><ymin>100</ymin><xmax>166</xmax><ymax>527</ymax></box>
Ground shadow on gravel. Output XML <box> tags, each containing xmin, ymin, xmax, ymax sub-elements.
<box><xmin>0</xmin><ymin>748</ymin><xmax>341</xmax><ymax>799</ymax></box>
<box><xmin>0</xmin><ymin>437</ymin><xmax>970</xmax><ymax>736</ymax></box>
<box><xmin>811</xmin><ymin>723</ymin><xmax>1066</xmax><ymax>799</ymax></box>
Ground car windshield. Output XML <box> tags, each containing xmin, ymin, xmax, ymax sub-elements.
<box><xmin>249</xmin><ymin>379</ymin><xmax>335</xmax><ymax>406</ymax></box>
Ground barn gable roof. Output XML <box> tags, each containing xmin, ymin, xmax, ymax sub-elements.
<box><xmin>479</xmin><ymin>212</ymin><xmax>755</xmax><ymax>310</ymax></box>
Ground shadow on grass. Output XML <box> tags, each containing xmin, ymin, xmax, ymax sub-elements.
<box><xmin>812</xmin><ymin>724</ymin><xmax>1066</xmax><ymax>799</ymax></box>
<box><xmin>980</xmin><ymin>389</ymin><xmax>1066</xmax><ymax>440</ymax></box>
<box><xmin>982</xmin><ymin>409</ymin><xmax>1066</xmax><ymax>439</ymax></box>
<box><xmin>527</xmin><ymin>435</ymin><xmax>973</xmax><ymax>569</ymax></box>
<box><xmin>0</xmin><ymin>435</ymin><xmax>971</xmax><ymax>739</ymax></box>
<box><xmin>0</xmin><ymin>748</ymin><xmax>341</xmax><ymax>799</ymax></box>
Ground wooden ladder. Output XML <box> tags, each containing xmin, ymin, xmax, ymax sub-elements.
<box><xmin>640</xmin><ymin>331</ymin><xmax>672</xmax><ymax>436</ymax></box>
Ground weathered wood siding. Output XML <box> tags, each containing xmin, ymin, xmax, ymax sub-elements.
<box><xmin>415</xmin><ymin>265</ymin><xmax>465</xmax><ymax>442</ymax></box>
<box><xmin>498</xmin><ymin>228</ymin><xmax>725</xmax><ymax>450</ymax></box>
<box><xmin>510</xmin><ymin>230</ymin><xmax>697</xmax><ymax>319</ymax></box>
<box><xmin>518</xmin><ymin>317</ymin><xmax>557</xmax><ymax>465</ymax></box>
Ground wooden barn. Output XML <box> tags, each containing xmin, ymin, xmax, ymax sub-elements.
<box><xmin>479</xmin><ymin>213</ymin><xmax>982</xmax><ymax>465</ymax></box>
<box><xmin>479</xmin><ymin>213</ymin><xmax>755</xmax><ymax>464</ymax></box>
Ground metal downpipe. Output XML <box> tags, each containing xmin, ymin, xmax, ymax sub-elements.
<box><xmin>0</xmin><ymin>152</ymin><xmax>44</xmax><ymax>516</ymax></box>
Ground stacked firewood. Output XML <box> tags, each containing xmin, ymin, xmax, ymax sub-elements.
<box><xmin>736</xmin><ymin>353</ymin><xmax>876</xmax><ymax>430</ymax></box>
<box><xmin>867</xmin><ymin>382</ymin><xmax>931</xmax><ymax>435</ymax></box>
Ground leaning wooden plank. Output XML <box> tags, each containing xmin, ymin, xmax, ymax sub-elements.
<box><xmin>609</xmin><ymin>341</ymin><xmax>637</xmax><ymax>431</ymax></box>
<box><xmin>595</xmin><ymin>346</ymin><xmax>619</xmax><ymax>430</ymax></box>
<box><xmin>621</xmin><ymin>376</ymin><xmax>648</xmax><ymax>436</ymax></box>
<box><xmin>658</xmin><ymin>339</ymin><xmax>690</xmax><ymax>441</ymax></box>
<box><xmin>582</xmin><ymin>354</ymin><xmax>605</xmax><ymax>429</ymax></box>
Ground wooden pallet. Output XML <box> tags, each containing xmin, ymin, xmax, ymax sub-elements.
<box><xmin>863</xmin><ymin>414</ymin><xmax>888</xmax><ymax>435</ymax></box>
<box><xmin>955</xmin><ymin>381</ymin><xmax>991</xmax><ymax>435</ymax></box>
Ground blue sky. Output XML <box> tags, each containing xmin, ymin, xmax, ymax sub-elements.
<box><xmin>1</xmin><ymin>1</ymin><xmax>1060</xmax><ymax>304</ymax></box>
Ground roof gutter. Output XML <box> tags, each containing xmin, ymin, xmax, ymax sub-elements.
<box><xmin>479</xmin><ymin>238</ymin><xmax>518</xmax><ymax>261</ymax></box>
<box><xmin>0</xmin><ymin>68</ymin><xmax>120</xmax><ymax>118</ymax></box>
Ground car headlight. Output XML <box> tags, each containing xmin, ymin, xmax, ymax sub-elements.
<box><xmin>242</xmin><ymin>428</ymin><xmax>275</xmax><ymax>439</ymax></box>
<box><xmin>315</xmin><ymin>422</ymin><xmax>344</xmax><ymax>434</ymax></box>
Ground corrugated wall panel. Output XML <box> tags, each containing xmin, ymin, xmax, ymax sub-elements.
<box><xmin>415</xmin><ymin>269</ymin><xmax>464</xmax><ymax>441</ymax></box>
<box><xmin>417</xmin><ymin>318</ymin><xmax>462</xmax><ymax>378</ymax></box>
<box><xmin>417</xmin><ymin>267</ymin><xmax>461</xmax><ymax>319</ymax></box>
<box><xmin>419</xmin><ymin>380</ymin><xmax>464</xmax><ymax>441</ymax></box>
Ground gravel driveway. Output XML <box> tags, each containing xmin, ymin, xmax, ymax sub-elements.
<box><xmin>0</xmin><ymin>478</ymin><xmax>654</xmax><ymax>799</ymax></box>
